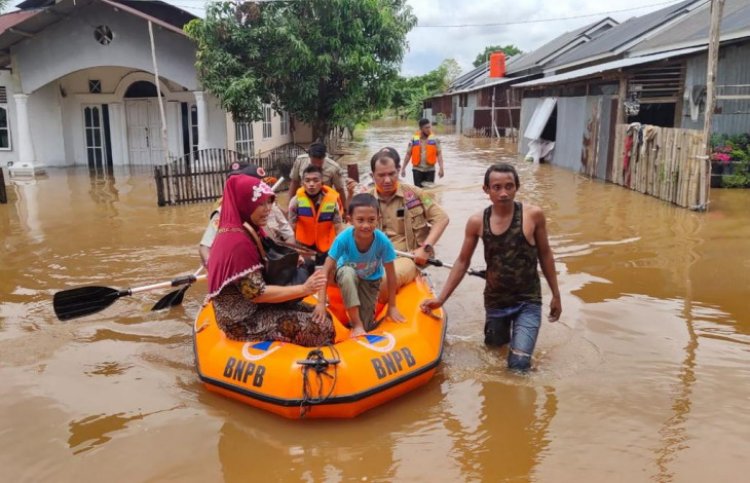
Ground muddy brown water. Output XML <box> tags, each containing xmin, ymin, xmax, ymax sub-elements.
<box><xmin>1</xmin><ymin>120</ymin><xmax>749</xmax><ymax>482</ymax></box>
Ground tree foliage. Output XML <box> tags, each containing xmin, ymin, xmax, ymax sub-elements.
<box><xmin>472</xmin><ymin>44</ymin><xmax>522</xmax><ymax>67</ymax></box>
<box><xmin>390</xmin><ymin>59</ymin><xmax>460</xmax><ymax>120</ymax></box>
<box><xmin>185</xmin><ymin>0</ymin><xmax>417</xmax><ymax>141</ymax></box>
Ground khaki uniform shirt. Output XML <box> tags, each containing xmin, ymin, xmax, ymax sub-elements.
<box><xmin>290</xmin><ymin>155</ymin><xmax>346</xmax><ymax>195</ymax></box>
<box><xmin>369</xmin><ymin>183</ymin><xmax>448</xmax><ymax>251</ymax></box>
<box><xmin>200</xmin><ymin>204</ymin><xmax>294</xmax><ymax>247</ymax></box>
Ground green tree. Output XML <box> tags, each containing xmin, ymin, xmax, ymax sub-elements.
<box><xmin>390</xmin><ymin>59</ymin><xmax>458</xmax><ymax>120</ymax></box>
<box><xmin>472</xmin><ymin>44</ymin><xmax>522</xmax><ymax>67</ymax></box>
<box><xmin>185</xmin><ymin>0</ymin><xmax>416</xmax><ymax>142</ymax></box>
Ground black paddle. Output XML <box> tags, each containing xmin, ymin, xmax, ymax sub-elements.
<box><xmin>53</xmin><ymin>272</ymin><xmax>208</xmax><ymax>321</ymax></box>
<box><xmin>150</xmin><ymin>266</ymin><xmax>204</xmax><ymax>311</ymax></box>
<box><xmin>395</xmin><ymin>250</ymin><xmax>487</xmax><ymax>279</ymax></box>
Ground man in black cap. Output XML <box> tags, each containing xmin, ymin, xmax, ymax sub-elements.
<box><xmin>198</xmin><ymin>162</ymin><xmax>294</xmax><ymax>267</ymax></box>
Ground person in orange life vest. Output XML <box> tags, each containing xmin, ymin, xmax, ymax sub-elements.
<box><xmin>401</xmin><ymin>118</ymin><xmax>444</xmax><ymax>187</ymax></box>
<box><xmin>288</xmin><ymin>164</ymin><xmax>344</xmax><ymax>265</ymax></box>
<box><xmin>289</xmin><ymin>142</ymin><xmax>348</xmax><ymax>210</ymax></box>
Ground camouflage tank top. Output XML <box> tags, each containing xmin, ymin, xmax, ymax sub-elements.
<box><xmin>482</xmin><ymin>203</ymin><xmax>541</xmax><ymax>309</ymax></box>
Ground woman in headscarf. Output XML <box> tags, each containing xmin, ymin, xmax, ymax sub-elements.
<box><xmin>206</xmin><ymin>174</ymin><xmax>334</xmax><ymax>346</ymax></box>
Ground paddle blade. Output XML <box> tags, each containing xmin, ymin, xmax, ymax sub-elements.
<box><xmin>53</xmin><ymin>286</ymin><xmax>123</xmax><ymax>321</ymax></box>
<box><xmin>151</xmin><ymin>285</ymin><xmax>189</xmax><ymax>311</ymax></box>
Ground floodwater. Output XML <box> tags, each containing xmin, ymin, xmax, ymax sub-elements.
<box><xmin>1</xmin><ymin>120</ymin><xmax>749</xmax><ymax>482</ymax></box>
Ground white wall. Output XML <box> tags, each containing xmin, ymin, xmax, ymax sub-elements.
<box><xmin>13</xmin><ymin>3</ymin><xmax>199</xmax><ymax>94</ymax></box>
<box><xmin>225</xmin><ymin>109</ymin><xmax>296</xmax><ymax>155</ymax></box>
<box><xmin>28</xmin><ymin>82</ymin><xmax>66</xmax><ymax>167</ymax></box>
<box><xmin>0</xmin><ymin>70</ymin><xmax>20</xmax><ymax>171</ymax></box>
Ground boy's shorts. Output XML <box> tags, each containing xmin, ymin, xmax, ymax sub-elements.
<box><xmin>336</xmin><ymin>266</ymin><xmax>382</xmax><ymax>331</ymax></box>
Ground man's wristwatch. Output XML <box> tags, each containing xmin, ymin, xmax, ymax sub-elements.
<box><xmin>420</xmin><ymin>243</ymin><xmax>433</xmax><ymax>253</ymax></box>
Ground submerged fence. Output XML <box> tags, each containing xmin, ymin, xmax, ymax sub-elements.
<box><xmin>611</xmin><ymin>124</ymin><xmax>709</xmax><ymax>210</ymax></box>
<box><xmin>0</xmin><ymin>167</ymin><xmax>6</xmax><ymax>204</ymax></box>
<box><xmin>154</xmin><ymin>144</ymin><xmax>307</xmax><ymax>206</ymax></box>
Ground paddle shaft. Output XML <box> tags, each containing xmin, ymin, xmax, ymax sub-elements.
<box><xmin>394</xmin><ymin>250</ymin><xmax>486</xmax><ymax>279</ymax></box>
<box><xmin>132</xmin><ymin>273</ymin><xmax>207</xmax><ymax>294</ymax></box>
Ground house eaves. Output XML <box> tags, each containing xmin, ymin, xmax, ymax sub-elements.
<box><xmin>546</xmin><ymin>0</ymin><xmax>707</xmax><ymax>74</ymax></box>
<box><xmin>515</xmin><ymin>46</ymin><xmax>705</xmax><ymax>89</ymax></box>
<box><xmin>0</xmin><ymin>0</ymin><xmax>190</xmax><ymax>67</ymax></box>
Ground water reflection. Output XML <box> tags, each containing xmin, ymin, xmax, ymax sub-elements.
<box><xmin>87</xmin><ymin>166</ymin><xmax>120</xmax><ymax>211</ymax></box>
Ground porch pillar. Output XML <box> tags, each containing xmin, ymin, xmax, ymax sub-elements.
<box><xmin>193</xmin><ymin>90</ymin><xmax>208</xmax><ymax>150</ymax></box>
<box><xmin>11</xmin><ymin>93</ymin><xmax>38</xmax><ymax>176</ymax></box>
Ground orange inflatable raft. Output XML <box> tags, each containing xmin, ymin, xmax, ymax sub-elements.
<box><xmin>193</xmin><ymin>274</ymin><xmax>446</xmax><ymax>419</ymax></box>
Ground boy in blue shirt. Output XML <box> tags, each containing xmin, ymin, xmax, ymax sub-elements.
<box><xmin>313</xmin><ymin>194</ymin><xmax>405</xmax><ymax>337</ymax></box>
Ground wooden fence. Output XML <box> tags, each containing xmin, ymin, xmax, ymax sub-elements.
<box><xmin>611</xmin><ymin>124</ymin><xmax>710</xmax><ymax>209</ymax></box>
<box><xmin>0</xmin><ymin>167</ymin><xmax>6</xmax><ymax>204</ymax></box>
<box><xmin>154</xmin><ymin>144</ymin><xmax>307</xmax><ymax>206</ymax></box>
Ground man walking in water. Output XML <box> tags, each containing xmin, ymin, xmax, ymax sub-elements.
<box><xmin>420</xmin><ymin>163</ymin><xmax>561</xmax><ymax>372</ymax></box>
<box><xmin>401</xmin><ymin>118</ymin><xmax>444</xmax><ymax>187</ymax></box>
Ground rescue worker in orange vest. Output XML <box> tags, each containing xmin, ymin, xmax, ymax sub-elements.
<box><xmin>401</xmin><ymin>118</ymin><xmax>445</xmax><ymax>187</ymax></box>
<box><xmin>288</xmin><ymin>165</ymin><xmax>345</xmax><ymax>265</ymax></box>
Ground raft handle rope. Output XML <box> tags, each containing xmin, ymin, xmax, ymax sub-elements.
<box><xmin>298</xmin><ymin>345</ymin><xmax>341</xmax><ymax>417</ymax></box>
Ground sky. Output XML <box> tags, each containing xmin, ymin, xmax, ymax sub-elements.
<box><xmin>6</xmin><ymin>0</ymin><xmax>689</xmax><ymax>77</ymax></box>
<box><xmin>401</xmin><ymin>0</ymin><xmax>690</xmax><ymax>76</ymax></box>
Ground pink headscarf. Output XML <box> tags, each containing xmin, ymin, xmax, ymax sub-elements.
<box><xmin>206</xmin><ymin>175</ymin><xmax>276</xmax><ymax>298</ymax></box>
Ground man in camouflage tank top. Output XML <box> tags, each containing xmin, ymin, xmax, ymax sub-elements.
<box><xmin>420</xmin><ymin>163</ymin><xmax>561</xmax><ymax>371</ymax></box>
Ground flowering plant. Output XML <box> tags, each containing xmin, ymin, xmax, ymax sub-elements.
<box><xmin>711</xmin><ymin>149</ymin><xmax>731</xmax><ymax>165</ymax></box>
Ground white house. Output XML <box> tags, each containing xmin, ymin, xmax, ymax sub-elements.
<box><xmin>0</xmin><ymin>0</ymin><xmax>308</xmax><ymax>179</ymax></box>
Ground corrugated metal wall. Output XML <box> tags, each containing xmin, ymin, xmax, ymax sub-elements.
<box><xmin>555</xmin><ymin>96</ymin><xmax>589</xmax><ymax>171</ymax></box>
<box><xmin>682</xmin><ymin>42</ymin><xmax>750</xmax><ymax>134</ymax></box>
<box><xmin>518</xmin><ymin>97</ymin><xmax>543</xmax><ymax>152</ymax></box>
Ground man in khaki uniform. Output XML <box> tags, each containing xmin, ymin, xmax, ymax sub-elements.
<box><xmin>289</xmin><ymin>142</ymin><xmax>347</xmax><ymax>209</ymax></box>
<box><xmin>368</xmin><ymin>149</ymin><xmax>449</xmax><ymax>298</ymax></box>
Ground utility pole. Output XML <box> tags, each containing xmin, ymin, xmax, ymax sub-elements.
<box><xmin>701</xmin><ymin>0</ymin><xmax>725</xmax><ymax>210</ymax></box>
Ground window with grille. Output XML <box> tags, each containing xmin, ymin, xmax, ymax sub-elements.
<box><xmin>83</xmin><ymin>105</ymin><xmax>106</xmax><ymax>167</ymax></box>
<box><xmin>280</xmin><ymin>111</ymin><xmax>289</xmax><ymax>136</ymax></box>
<box><xmin>235</xmin><ymin>121</ymin><xmax>255</xmax><ymax>156</ymax></box>
<box><xmin>262</xmin><ymin>104</ymin><xmax>272</xmax><ymax>139</ymax></box>
<box><xmin>0</xmin><ymin>87</ymin><xmax>10</xmax><ymax>150</ymax></box>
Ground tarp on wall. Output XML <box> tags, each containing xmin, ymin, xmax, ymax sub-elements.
<box><xmin>524</xmin><ymin>97</ymin><xmax>557</xmax><ymax>140</ymax></box>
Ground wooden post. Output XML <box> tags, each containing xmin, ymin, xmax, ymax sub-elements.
<box><xmin>0</xmin><ymin>165</ymin><xmax>7</xmax><ymax>204</ymax></box>
<box><xmin>616</xmin><ymin>75</ymin><xmax>628</xmax><ymax>124</ymax></box>
<box><xmin>347</xmin><ymin>163</ymin><xmax>360</xmax><ymax>183</ymax></box>
<box><xmin>702</xmin><ymin>0</ymin><xmax>725</xmax><ymax>210</ymax></box>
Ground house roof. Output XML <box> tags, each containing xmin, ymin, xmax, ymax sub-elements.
<box><xmin>0</xmin><ymin>9</ymin><xmax>41</xmax><ymax>35</ymax></box>
<box><xmin>514</xmin><ymin>46</ymin><xmax>705</xmax><ymax>88</ymax></box>
<box><xmin>506</xmin><ymin>17</ymin><xmax>618</xmax><ymax>75</ymax></box>
<box><xmin>632</xmin><ymin>0</ymin><xmax>750</xmax><ymax>54</ymax></box>
<box><xmin>546</xmin><ymin>0</ymin><xmax>705</xmax><ymax>71</ymax></box>
<box><xmin>0</xmin><ymin>0</ymin><xmax>192</xmax><ymax>66</ymax></box>
<box><xmin>16</xmin><ymin>0</ymin><xmax>204</xmax><ymax>19</ymax></box>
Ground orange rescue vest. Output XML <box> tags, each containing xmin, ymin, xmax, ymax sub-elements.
<box><xmin>294</xmin><ymin>186</ymin><xmax>340</xmax><ymax>252</ymax></box>
<box><xmin>411</xmin><ymin>132</ymin><xmax>438</xmax><ymax>166</ymax></box>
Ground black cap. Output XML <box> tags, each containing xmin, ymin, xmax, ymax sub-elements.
<box><xmin>228</xmin><ymin>162</ymin><xmax>268</xmax><ymax>180</ymax></box>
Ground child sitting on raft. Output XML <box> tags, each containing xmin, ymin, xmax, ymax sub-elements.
<box><xmin>313</xmin><ymin>194</ymin><xmax>405</xmax><ymax>336</ymax></box>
